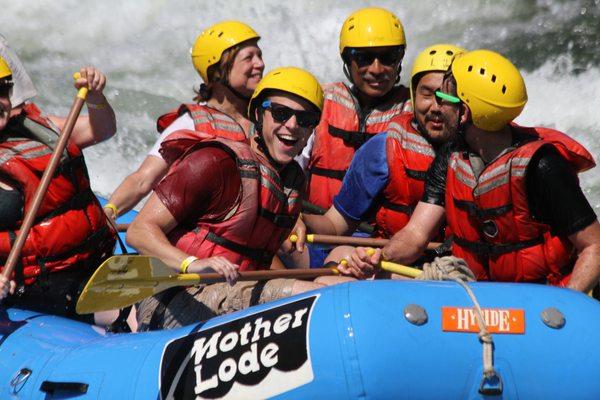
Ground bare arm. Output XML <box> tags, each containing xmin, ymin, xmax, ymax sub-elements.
<box><xmin>382</xmin><ymin>201</ymin><xmax>446</xmax><ymax>264</ymax></box>
<box><xmin>566</xmin><ymin>220</ymin><xmax>600</xmax><ymax>293</ymax></box>
<box><xmin>105</xmin><ymin>155</ymin><xmax>168</xmax><ymax>218</ymax></box>
<box><xmin>339</xmin><ymin>201</ymin><xmax>445</xmax><ymax>278</ymax></box>
<box><xmin>49</xmin><ymin>66</ymin><xmax>117</xmax><ymax>149</ymax></box>
<box><xmin>127</xmin><ymin>193</ymin><xmax>239</xmax><ymax>282</ymax></box>
<box><xmin>303</xmin><ymin>206</ymin><xmax>357</xmax><ymax>236</ymax></box>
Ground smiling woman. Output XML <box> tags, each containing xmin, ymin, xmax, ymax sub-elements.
<box><xmin>104</xmin><ymin>20</ymin><xmax>265</xmax><ymax>223</ymax></box>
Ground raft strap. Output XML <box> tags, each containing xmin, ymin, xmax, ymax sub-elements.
<box><xmin>416</xmin><ymin>256</ymin><xmax>503</xmax><ymax>395</ymax></box>
<box><xmin>40</xmin><ymin>381</ymin><xmax>89</xmax><ymax>395</ymax></box>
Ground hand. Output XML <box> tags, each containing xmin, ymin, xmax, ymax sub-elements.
<box><xmin>0</xmin><ymin>275</ymin><xmax>16</xmax><ymax>300</ymax></box>
<box><xmin>337</xmin><ymin>247</ymin><xmax>381</xmax><ymax>280</ymax></box>
<box><xmin>189</xmin><ymin>257</ymin><xmax>240</xmax><ymax>285</ymax></box>
<box><xmin>282</xmin><ymin>216</ymin><xmax>307</xmax><ymax>253</ymax></box>
<box><xmin>103</xmin><ymin>205</ymin><xmax>117</xmax><ymax>221</ymax></box>
<box><xmin>75</xmin><ymin>66</ymin><xmax>107</xmax><ymax>101</ymax></box>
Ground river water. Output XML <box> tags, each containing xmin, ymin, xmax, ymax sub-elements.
<box><xmin>1</xmin><ymin>0</ymin><xmax>599</xmax><ymax>213</ymax></box>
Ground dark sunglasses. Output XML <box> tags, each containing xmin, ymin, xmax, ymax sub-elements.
<box><xmin>261</xmin><ymin>100</ymin><xmax>320</xmax><ymax>128</ymax></box>
<box><xmin>0</xmin><ymin>80</ymin><xmax>13</xmax><ymax>98</ymax></box>
<box><xmin>349</xmin><ymin>48</ymin><xmax>402</xmax><ymax>67</ymax></box>
<box><xmin>435</xmin><ymin>90</ymin><xmax>461</xmax><ymax>106</ymax></box>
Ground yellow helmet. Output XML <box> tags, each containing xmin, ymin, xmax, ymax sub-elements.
<box><xmin>451</xmin><ymin>49</ymin><xmax>527</xmax><ymax>131</ymax></box>
<box><xmin>410</xmin><ymin>44</ymin><xmax>466</xmax><ymax>105</ymax></box>
<box><xmin>248</xmin><ymin>67</ymin><xmax>324</xmax><ymax>123</ymax></box>
<box><xmin>191</xmin><ymin>20</ymin><xmax>260</xmax><ymax>82</ymax></box>
<box><xmin>0</xmin><ymin>55</ymin><xmax>12</xmax><ymax>80</ymax></box>
<box><xmin>339</xmin><ymin>7</ymin><xmax>406</xmax><ymax>54</ymax></box>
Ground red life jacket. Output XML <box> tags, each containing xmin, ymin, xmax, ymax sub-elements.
<box><xmin>161</xmin><ymin>130</ymin><xmax>304</xmax><ymax>271</ymax></box>
<box><xmin>374</xmin><ymin>113</ymin><xmax>436</xmax><ymax>238</ymax></box>
<box><xmin>156</xmin><ymin>103</ymin><xmax>252</xmax><ymax>143</ymax></box>
<box><xmin>445</xmin><ymin>125</ymin><xmax>595</xmax><ymax>286</ymax></box>
<box><xmin>0</xmin><ymin>103</ymin><xmax>116</xmax><ymax>284</ymax></box>
<box><xmin>307</xmin><ymin>82</ymin><xmax>411</xmax><ymax>209</ymax></box>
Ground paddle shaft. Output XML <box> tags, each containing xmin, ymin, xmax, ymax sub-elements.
<box><xmin>2</xmin><ymin>85</ymin><xmax>88</xmax><ymax>280</ymax></box>
<box><xmin>161</xmin><ymin>268</ymin><xmax>340</xmax><ymax>284</ymax></box>
<box><xmin>293</xmin><ymin>234</ymin><xmax>441</xmax><ymax>251</ymax></box>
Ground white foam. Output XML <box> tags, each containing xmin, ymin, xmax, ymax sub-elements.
<box><xmin>1</xmin><ymin>0</ymin><xmax>598</xmax><ymax>213</ymax></box>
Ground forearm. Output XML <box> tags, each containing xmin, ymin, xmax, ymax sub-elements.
<box><xmin>303</xmin><ymin>214</ymin><xmax>337</xmax><ymax>235</ymax></box>
<box><xmin>567</xmin><ymin>243</ymin><xmax>600</xmax><ymax>293</ymax></box>
<box><xmin>86</xmin><ymin>93</ymin><xmax>117</xmax><ymax>142</ymax></box>
<box><xmin>127</xmin><ymin>221</ymin><xmax>189</xmax><ymax>272</ymax></box>
<box><xmin>382</xmin><ymin>225</ymin><xmax>429</xmax><ymax>265</ymax></box>
<box><xmin>109</xmin><ymin>157</ymin><xmax>168</xmax><ymax>215</ymax></box>
<box><xmin>303</xmin><ymin>207</ymin><xmax>357</xmax><ymax>236</ymax></box>
<box><xmin>109</xmin><ymin>174</ymin><xmax>156</xmax><ymax>215</ymax></box>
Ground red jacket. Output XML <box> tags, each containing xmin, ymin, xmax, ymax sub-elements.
<box><xmin>0</xmin><ymin>104</ymin><xmax>116</xmax><ymax>284</ymax></box>
<box><xmin>307</xmin><ymin>82</ymin><xmax>410</xmax><ymax>209</ymax></box>
<box><xmin>161</xmin><ymin>130</ymin><xmax>303</xmax><ymax>270</ymax></box>
<box><xmin>445</xmin><ymin>125</ymin><xmax>595</xmax><ymax>285</ymax></box>
<box><xmin>374</xmin><ymin>113</ymin><xmax>436</xmax><ymax>238</ymax></box>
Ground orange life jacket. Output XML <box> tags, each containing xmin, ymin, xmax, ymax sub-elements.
<box><xmin>307</xmin><ymin>82</ymin><xmax>411</xmax><ymax>209</ymax></box>
<box><xmin>0</xmin><ymin>103</ymin><xmax>116</xmax><ymax>284</ymax></box>
<box><xmin>157</xmin><ymin>103</ymin><xmax>253</xmax><ymax>143</ymax></box>
<box><xmin>374</xmin><ymin>113</ymin><xmax>436</xmax><ymax>238</ymax></box>
<box><xmin>445</xmin><ymin>125</ymin><xmax>595</xmax><ymax>286</ymax></box>
<box><xmin>160</xmin><ymin>130</ymin><xmax>304</xmax><ymax>271</ymax></box>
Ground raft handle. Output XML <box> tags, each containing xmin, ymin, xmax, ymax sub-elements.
<box><xmin>40</xmin><ymin>381</ymin><xmax>89</xmax><ymax>395</ymax></box>
<box><xmin>10</xmin><ymin>368</ymin><xmax>32</xmax><ymax>394</ymax></box>
<box><xmin>479</xmin><ymin>371</ymin><xmax>503</xmax><ymax>396</ymax></box>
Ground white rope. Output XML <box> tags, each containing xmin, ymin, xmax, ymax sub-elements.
<box><xmin>417</xmin><ymin>256</ymin><xmax>496</xmax><ymax>379</ymax></box>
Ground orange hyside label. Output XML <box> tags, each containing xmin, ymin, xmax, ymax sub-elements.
<box><xmin>442</xmin><ymin>307</ymin><xmax>525</xmax><ymax>334</ymax></box>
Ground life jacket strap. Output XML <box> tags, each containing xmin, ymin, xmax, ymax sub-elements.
<box><xmin>328</xmin><ymin>125</ymin><xmax>372</xmax><ymax>147</ymax></box>
<box><xmin>204</xmin><ymin>231</ymin><xmax>274</xmax><ymax>266</ymax></box>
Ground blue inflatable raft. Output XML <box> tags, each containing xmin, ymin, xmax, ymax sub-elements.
<box><xmin>1</xmin><ymin>280</ymin><xmax>599</xmax><ymax>399</ymax></box>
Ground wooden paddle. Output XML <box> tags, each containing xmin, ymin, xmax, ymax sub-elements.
<box><xmin>1</xmin><ymin>74</ymin><xmax>88</xmax><ymax>283</ymax></box>
<box><xmin>76</xmin><ymin>251</ymin><xmax>423</xmax><ymax>314</ymax></box>
<box><xmin>289</xmin><ymin>234</ymin><xmax>441</xmax><ymax>251</ymax></box>
<box><xmin>75</xmin><ymin>255</ymin><xmax>343</xmax><ymax>313</ymax></box>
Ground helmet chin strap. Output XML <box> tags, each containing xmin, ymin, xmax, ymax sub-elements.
<box><xmin>220</xmin><ymin>75</ymin><xmax>251</xmax><ymax>101</ymax></box>
<box><xmin>254</xmin><ymin>111</ymin><xmax>281</xmax><ymax>168</ymax></box>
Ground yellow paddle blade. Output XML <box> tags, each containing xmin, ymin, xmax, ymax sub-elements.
<box><xmin>76</xmin><ymin>255</ymin><xmax>201</xmax><ymax>314</ymax></box>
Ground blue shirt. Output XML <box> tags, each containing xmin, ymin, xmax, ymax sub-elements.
<box><xmin>333</xmin><ymin>133</ymin><xmax>389</xmax><ymax>221</ymax></box>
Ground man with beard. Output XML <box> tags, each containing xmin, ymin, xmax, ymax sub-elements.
<box><xmin>286</xmin><ymin>45</ymin><xmax>465</xmax><ymax>271</ymax></box>
<box><xmin>342</xmin><ymin>50</ymin><xmax>600</xmax><ymax>292</ymax></box>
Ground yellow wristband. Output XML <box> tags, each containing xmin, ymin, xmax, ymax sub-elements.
<box><xmin>86</xmin><ymin>101</ymin><xmax>106</xmax><ymax>110</ymax></box>
<box><xmin>180</xmin><ymin>256</ymin><xmax>198</xmax><ymax>274</ymax></box>
<box><xmin>103</xmin><ymin>203</ymin><xmax>118</xmax><ymax>216</ymax></box>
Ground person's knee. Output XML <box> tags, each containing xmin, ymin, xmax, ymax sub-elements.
<box><xmin>291</xmin><ymin>279</ymin><xmax>324</xmax><ymax>295</ymax></box>
<box><xmin>325</xmin><ymin>245</ymin><xmax>356</xmax><ymax>264</ymax></box>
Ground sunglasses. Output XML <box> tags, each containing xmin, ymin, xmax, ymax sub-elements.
<box><xmin>435</xmin><ymin>90</ymin><xmax>461</xmax><ymax>105</ymax></box>
<box><xmin>349</xmin><ymin>48</ymin><xmax>402</xmax><ymax>67</ymax></box>
<box><xmin>261</xmin><ymin>100</ymin><xmax>320</xmax><ymax>128</ymax></box>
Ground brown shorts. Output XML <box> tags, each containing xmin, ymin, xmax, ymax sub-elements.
<box><xmin>136</xmin><ymin>278</ymin><xmax>295</xmax><ymax>331</ymax></box>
